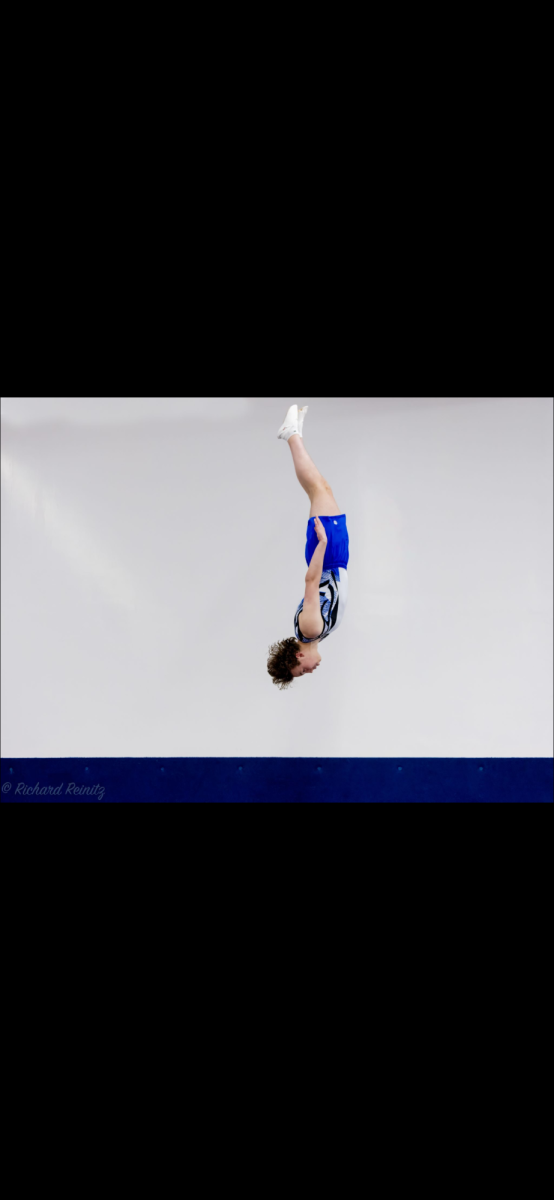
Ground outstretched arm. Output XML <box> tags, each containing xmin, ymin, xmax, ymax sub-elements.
<box><xmin>306</xmin><ymin>516</ymin><xmax>328</xmax><ymax>583</ymax></box>
<box><xmin>300</xmin><ymin>576</ymin><xmax>324</xmax><ymax>638</ymax></box>
<box><xmin>306</xmin><ymin>541</ymin><xmax>326</xmax><ymax>584</ymax></box>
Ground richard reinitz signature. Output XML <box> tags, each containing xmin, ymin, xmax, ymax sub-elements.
<box><xmin>4</xmin><ymin>781</ymin><xmax>106</xmax><ymax>801</ymax></box>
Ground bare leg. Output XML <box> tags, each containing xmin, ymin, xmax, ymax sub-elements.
<box><xmin>288</xmin><ymin>433</ymin><xmax>329</xmax><ymax>496</ymax></box>
<box><xmin>288</xmin><ymin>434</ymin><xmax>341</xmax><ymax>517</ymax></box>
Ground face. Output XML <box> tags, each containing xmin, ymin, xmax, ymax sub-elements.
<box><xmin>291</xmin><ymin>648</ymin><xmax>322</xmax><ymax>677</ymax></box>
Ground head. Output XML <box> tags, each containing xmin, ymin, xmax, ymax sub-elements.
<box><xmin>267</xmin><ymin>637</ymin><xmax>322</xmax><ymax>689</ymax></box>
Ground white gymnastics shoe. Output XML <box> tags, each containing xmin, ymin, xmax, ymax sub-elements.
<box><xmin>277</xmin><ymin>403</ymin><xmax>301</xmax><ymax>441</ymax></box>
<box><xmin>297</xmin><ymin>405</ymin><xmax>308</xmax><ymax>435</ymax></box>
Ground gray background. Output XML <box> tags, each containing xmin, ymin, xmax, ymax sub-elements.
<box><xmin>1</xmin><ymin>397</ymin><xmax>552</xmax><ymax>758</ymax></box>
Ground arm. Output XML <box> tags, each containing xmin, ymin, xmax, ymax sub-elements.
<box><xmin>305</xmin><ymin>540</ymin><xmax>326</xmax><ymax>584</ymax></box>
<box><xmin>300</xmin><ymin>574</ymin><xmax>324</xmax><ymax>637</ymax></box>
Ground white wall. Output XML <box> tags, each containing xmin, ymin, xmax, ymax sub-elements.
<box><xmin>1</xmin><ymin>397</ymin><xmax>552</xmax><ymax>758</ymax></box>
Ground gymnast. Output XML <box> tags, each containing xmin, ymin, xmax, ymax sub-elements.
<box><xmin>267</xmin><ymin>404</ymin><xmax>350</xmax><ymax>689</ymax></box>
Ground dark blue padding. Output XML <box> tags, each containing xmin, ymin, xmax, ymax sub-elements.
<box><xmin>1</xmin><ymin>758</ymin><xmax>552</xmax><ymax>803</ymax></box>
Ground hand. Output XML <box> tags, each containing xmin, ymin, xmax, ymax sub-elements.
<box><xmin>314</xmin><ymin>516</ymin><xmax>328</xmax><ymax>545</ymax></box>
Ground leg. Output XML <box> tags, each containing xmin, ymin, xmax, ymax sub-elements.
<box><xmin>287</xmin><ymin>434</ymin><xmax>341</xmax><ymax>517</ymax></box>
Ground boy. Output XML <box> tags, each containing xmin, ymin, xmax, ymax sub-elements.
<box><xmin>267</xmin><ymin>404</ymin><xmax>349</xmax><ymax>686</ymax></box>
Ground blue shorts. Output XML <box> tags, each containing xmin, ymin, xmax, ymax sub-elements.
<box><xmin>305</xmin><ymin>513</ymin><xmax>349</xmax><ymax>572</ymax></box>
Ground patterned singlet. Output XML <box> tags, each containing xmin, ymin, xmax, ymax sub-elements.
<box><xmin>294</xmin><ymin>567</ymin><xmax>349</xmax><ymax>643</ymax></box>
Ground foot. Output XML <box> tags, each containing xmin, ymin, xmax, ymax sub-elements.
<box><xmin>297</xmin><ymin>405</ymin><xmax>308</xmax><ymax>436</ymax></box>
<box><xmin>277</xmin><ymin>404</ymin><xmax>301</xmax><ymax>441</ymax></box>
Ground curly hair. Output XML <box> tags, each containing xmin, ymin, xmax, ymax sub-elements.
<box><xmin>267</xmin><ymin>636</ymin><xmax>300</xmax><ymax>690</ymax></box>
